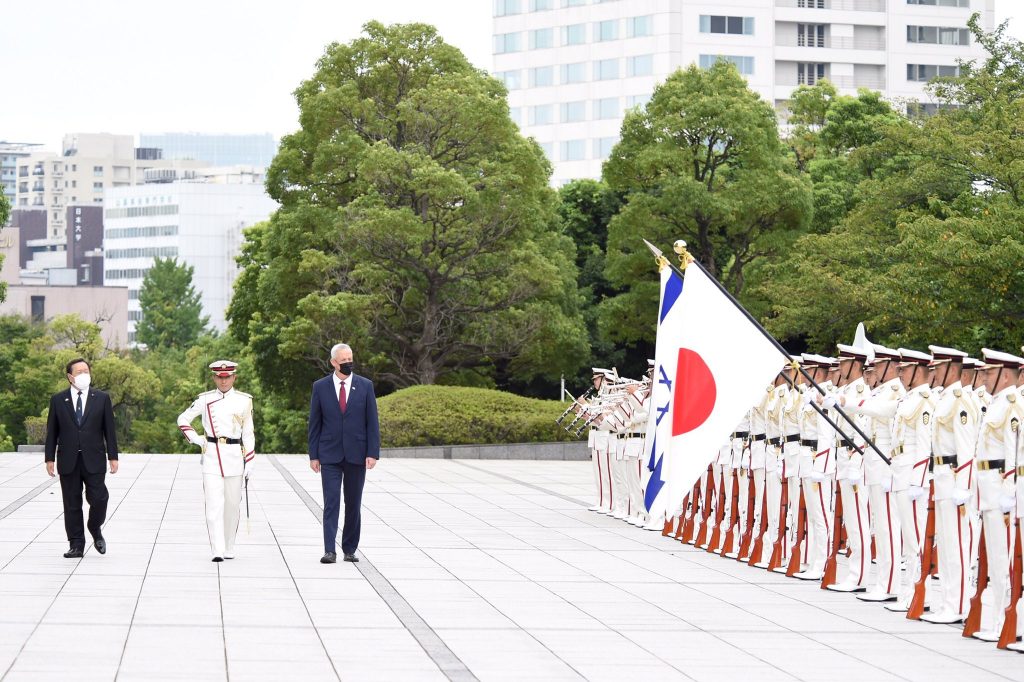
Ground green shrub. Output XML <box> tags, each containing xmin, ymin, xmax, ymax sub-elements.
<box><xmin>378</xmin><ymin>385</ymin><xmax>580</xmax><ymax>447</ymax></box>
<box><xmin>0</xmin><ymin>423</ymin><xmax>13</xmax><ymax>451</ymax></box>
<box><xmin>24</xmin><ymin>414</ymin><xmax>47</xmax><ymax>445</ymax></box>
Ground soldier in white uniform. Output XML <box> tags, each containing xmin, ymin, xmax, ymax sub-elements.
<box><xmin>755</xmin><ymin>371</ymin><xmax>789</xmax><ymax>568</ymax></box>
<box><xmin>775</xmin><ymin>365</ymin><xmax>805</xmax><ymax>572</ymax></box>
<box><xmin>795</xmin><ymin>355</ymin><xmax>835</xmax><ymax>581</ymax></box>
<box><xmin>177</xmin><ymin>360</ymin><xmax>256</xmax><ymax>562</ymax></box>
<box><xmin>922</xmin><ymin>346</ymin><xmax>978</xmax><ymax>624</ymax></box>
<box><xmin>970</xmin><ymin>349</ymin><xmax>1023</xmax><ymax>642</ymax></box>
<box><xmin>1008</xmin><ymin>348</ymin><xmax>1024</xmax><ymax>653</ymax></box>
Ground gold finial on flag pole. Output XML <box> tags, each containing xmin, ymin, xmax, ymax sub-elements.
<box><xmin>673</xmin><ymin>240</ymin><xmax>694</xmax><ymax>269</ymax></box>
<box><xmin>642</xmin><ymin>238</ymin><xmax>671</xmax><ymax>272</ymax></box>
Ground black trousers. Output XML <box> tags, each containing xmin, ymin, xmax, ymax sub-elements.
<box><xmin>321</xmin><ymin>461</ymin><xmax>366</xmax><ymax>554</ymax></box>
<box><xmin>59</xmin><ymin>453</ymin><xmax>109</xmax><ymax>549</ymax></box>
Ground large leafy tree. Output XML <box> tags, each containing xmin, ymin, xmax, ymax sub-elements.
<box><xmin>230</xmin><ymin>22</ymin><xmax>587</xmax><ymax>402</ymax></box>
<box><xmin>764</xmin><ymin>15</ymin><xmax>1024</xmax><ymax>353</ymax></box>
<box><xmin>136</xmin><ymin>257</ymin><xmax>209</xmax><ymax>349</ymax></box>
<box><xmin>600</xmin><ymin>61</ymin><xmax>812</xmax><ymax>346</ymax></box>
<box><xmin>0</xmin><ymin>192</ymin><xmax>9</xmax><ymax>303</ymax></box>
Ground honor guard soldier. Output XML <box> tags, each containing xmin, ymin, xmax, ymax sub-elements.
<box><xmin>776</xmin><ymin>360</ymin><xmax>804</xmax><ymax>572</ymax></box>
<box><xmin>796</xmin><ymin>354</ymin><xmax>835</xmax><ymax>581</ymax></box>
<box><xmin>177</xmin><ymin>360</ymin><xmax>256</xmax><ymax>562</ymax></box>
<box><xmin>970</xmin><ymin>349</ymin><xmax>1023</xmax><ymax>642</ymax></box>
<box><xmin>755</xmin><ymin>370</ymin><xmax>789</xmax><ymax>568</ymax></box>
<box><xmin>922</xmin><ymin>346</ymin><xmax>977</xmax><ymax>624</ymax></box>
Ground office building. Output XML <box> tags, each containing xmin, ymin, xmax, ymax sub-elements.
<box><xmin>138</xmin><ymin>133</ymin><xmax>278</xmax><ymax>168</ymax></box>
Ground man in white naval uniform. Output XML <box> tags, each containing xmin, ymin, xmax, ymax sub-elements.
<box><xmin>177</xmin><ymin>360</ymin><xmax>256</xmax><ymax>562</ymax></box>
<box><xmin>922</xmin><ymin>346</ymin><xmax>978</xmax><ymax>624</ymax></box>
<box><xmin>970</xmin><ymin>349</ymin><xmax>1023</xmax><ymax>642</ymax></box>
<box><xmin>755</xmin><ymin>371</ymin><xmax>789</xmax><ymax>568</ymax></box>
<box><xmin>795</xmin><ymin>355</ymin><xmax>834</xmax><ymax>581</ymax></box>
<box><xmin>1007</xmin><ymin>348</ymin><xmax>1024</xmax><ymax>653</ymax></box>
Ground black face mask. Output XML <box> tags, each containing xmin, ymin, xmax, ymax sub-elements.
<box><xmin>337</xmin><ymin>361</ymin><xmax>354</xmax><ymax>376</ymax></box>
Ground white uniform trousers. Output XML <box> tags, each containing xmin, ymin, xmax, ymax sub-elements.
<box><xmin>833</xmin><ymin>480</ymin><xmax>870</xmax><ymax>589</ymax></box>
<box><xmin>716</xmin><ymin>466</ymin><xmax>736</xmax><ymax>554</ymax></box>
<box><xmin>611</xmin><ymin>451</ymin><xmax>629</xmax><ymax>518</ymax></box>
<box><xmin>745</xmin><ymin>467</ymin><xmax>766</xmax><ymax>561</ymax></box>
<box><xmin>782</xmin><ymin>475</ymin><xmax>803</xmax><ymax>569</ymax></box>
<box><xmin>204</xmin><ymin>473</ymin><xmax>243</xmax><ymax>559</ymax></box>
<box><xmin>931</xmin><ymin>496</ymin><xmax>972</xmax><ymax>618</ymax></box>
<box><xmin>626</xmin><ymin>456</ymin><xmax>645</xmax><ymax>522</ymax></box>
<box><xmin>702</xmin><ymin>464</ymin><xmax>723</xmax><ymax>549</ymax></box>
<box><xmin>866</xmin><ymin>484</ymin><xmax>901</xmax><ymax>597</ymax></box>
<box><xmin>758</xmin><ymin>468</ymin><xmax>783</xmax><ymax>567</ymax></box>
<box><xmin>801</xmin><ymin>477</ymin><xmax>832</xmax><ymax>577</ymax></box>
<box><xmin>727</xmin><ymin>468</ymin><xmax>751</xmax><ymax>559</ymax></box>
<box><xmin>975</xmin><ymin>508</ymin><xmax>1012</xmax><ymax>640</ymax></box>
<box><xmin>893</xmin><ymin>489</ymin><xmax>927</xmax><ymax>605</ymax></box>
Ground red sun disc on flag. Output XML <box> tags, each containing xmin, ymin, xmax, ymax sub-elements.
<box><xmin>672</xmin><ymin>348</ymin><xmax>717</xmax><ymax>435</ymax></box>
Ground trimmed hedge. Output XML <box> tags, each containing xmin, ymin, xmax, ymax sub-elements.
<box><xmin>378</xmin><ymin>385</ymin><xmax>579</xmax><ymax>447</ymax></box>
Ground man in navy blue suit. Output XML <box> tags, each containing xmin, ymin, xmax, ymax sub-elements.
<box><xmin>308</xmin><ymin>343</ymin><xmax>380</xmax><ymax>564</ymax></box>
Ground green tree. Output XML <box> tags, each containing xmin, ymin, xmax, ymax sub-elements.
<box><xmin>764</xmin><ymin>15</ymin><xmax>1024</xmax><ymax>353</ymax></box>
<box><xmin>136</xmin><ymin>257</ymin><xmax>209</xmax><ymax>349</ymax></box>
<box><xmin>0</xmin><ymin>192</ymin><xmax>9</xmax><ymax>303</ymax></box>
<box><xmin>600</xmin><ymin>61</ymin><xmax>812</xmax><ymax>346</ymax></box>
<box><xmin>230</xmin><ymin>21</ymin><xmax>587</xmax><ymax>409</ymax></box>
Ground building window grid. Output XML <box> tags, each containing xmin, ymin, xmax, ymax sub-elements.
<box><xmin>797</xmin><ymin>62</ymin><xmax>827</xmax><ymax>85</ymax></box>
<box><xmin>561</xmin><ymin>139</ymin><xmax>586</xmax><ymax>161</ymax></box>
<box><xmin>907</xmin><ymin>63</ymin><xmax>961</xmax><ymax>81</ymax></box>
<box><xmin>907</xmin><ymin>0</ymin><xmax>969</xmax><ymax>6</ymax></box>
<box><xmin>561</xmin><ymin>101</ymin><xmax>586</xmax><ymax>123</ymax></box>
<box><xmin>627</xmin><ymin>16</ymin><xmax>653</xmax><ymax>38</ymax></box>
<box><xmin>105</xmin><ymin>224</ymin><xmax>180</xmax><ymax>239</ymax></box>
<box><xmin>700</xmin><ymin>54</ymin><xmax>755</xmax><ymax>76</ymax></box>
<box><xmin>700</xmin><ymin>15</ymin><xmax>755</xmax><ymax>36</ymax></box>
<box><xmin>627</xmin><ymin>54</ymin><xmax>654</xmax><ymax>77</ymax></box>
<box><xmin>594</xmin><ymin>58</ymin><xmax>619</xmax><ymax>80</ymax></box>
<box><xmin>494</xmin><ymin>32</ymin><xmax>521</xmax><ymax>54</ymax></box>
<box><xmin>798</xmin><ymin>24</ymin><xmax>826</xmax><ymax>48</ymax></box>
<box><xmin>563</xmin><ymin>23</ymin><xmax>586</xmax><ymax>46</ymax></box>
<box><xmin>496</xmin><ymin>70</ymin><xmax>522</xmax><ymax>90</ymax></box>
<box><xmin>561</xmin><ymin>62</ymin><xmax>587</xmax><ymax>84</ymax></box>
<box><xmin>530</xmin><ymin>66</ymin><xmax>555</xmax><ymax>87</ymax></box>
<box><xmin>530</xmin><ymin>28</ymin><xmax>555</xmax><ymax>50</ymax></box>
<box><xmin>530</xmin><ymin>104</ymin><xmax>555</xmax><ymax>126</ymax></box>
<box><xmin>104</xmin><ymin>204</ymin><xmax>179</xmax><ymax>219</ymax></box>
<box><xmin>907</xmin><ymin>26</ymin><xmax>970</xmax><ymax>45</ymax></box>
<box><xmin>494</xmin><ymin>0</ymin><xmax>522</xmax><ymax>16</ymax></box>
<box><xmin>594</xmin><ymin>97</ymin><xmax>620</xmax><ymax>119</ymax></box>
<box><xmin>595</xmin><ymin>19</ymin><xmax>618</xmax><ymax>42</ymax></box>
<box><xmin>529</xmin><ymin>0</ymin><xmax>553</xmax><ymax>10</ymax></box>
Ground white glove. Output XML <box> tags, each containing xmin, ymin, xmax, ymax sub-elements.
<box><xmin>952</xmin><ymin>489</ymin><xmax>972</xmax><ymax>506</ymax></box>
<box><xmin>810</xmin><ymin>471</ymin><xmax>827</xmax><ymax>483</ymax></box>
<box><xmin>823</xmin><ymin>396</ymin><xmax>837</xmax><ymax>409</ymax></box>
<box><xmin>881</xmin><ymin>477</ymin><xmax>893</xmax><ymax>493</ymax></box>
<box><xmin>907</xmin><ymin>485</ymin><xmax>927</xmax><ymax>501</ymax></box>
<box><xmin>1000</xmin><ymin>495</ymin><xmax>1016</xmax><ymax>514</ymax></box>
<box><xmin>803</xmin><ymin>392</ymin><xmax>815</xmax><ymax>407</ymax></box>
<box><xmin>244</xmin><ymin>461</ymin><xmax>254</xmax><ymax>481</ymax></box>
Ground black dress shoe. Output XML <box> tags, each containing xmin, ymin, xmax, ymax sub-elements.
<box><xmin>212</xmin><ymin>556</ymin><xmax>224</xmax><ymax>563</ymax></box>
<box><xmin>320</xmin><ymin>552</ymin><xmax>337</xmax><ymax>564</ymax></box>
<box><xmin>93</xmin><ymin>535</ymin><xmax>106</xmax><ymax>555</ymax></box>
<box><xmin>63</xmin><ymin>547</ymin><xmax>84</xmax><ymax>559</ymax></box>
<box><xmin>343</xmin><ymin>553</ymin><xmax>359</xmax><ymax>563</ymax></box>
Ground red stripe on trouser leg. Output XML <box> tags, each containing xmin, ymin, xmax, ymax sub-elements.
<box><xmin>957</xmin><ymin>511</ymin><xmax>966</xmax><ymax>613</ymax></box>
<box><xmin>596</xmin><ymin>451</ymin><xmax>603</xmax><ymax>506</ymax></box>
<box><xmin>606</xmin><ymin>451</ymin><xmax>613</xmax><ymax>508</ymax></box>
<box><xmin>854</xmin><ymin>490</ymin><xmax>865</xmax><ymax>584</ymax></box>
<box><xmin>885</xmin><ymin>494</ymin><xmax>896</xmax><ymax>593</ymax></box>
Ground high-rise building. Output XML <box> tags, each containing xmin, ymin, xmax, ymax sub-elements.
<box><xmin>103</xmin><ymin>167</ymin><xmax>278</xmax><ymax>344</ymax></box>
<box><xmin>492</xmin><ymin>0</ymin><xmax>994</xmax><ymax>184</ymax></box>
<box><xmin>138</xmin><ymin>133</ymin><xmax>278</xmax><ymax>168</ymax></box>
<box><xmin>1</xmin><ymin>142</ymin><xmax>44</xmax><ymax>214</ymax></box>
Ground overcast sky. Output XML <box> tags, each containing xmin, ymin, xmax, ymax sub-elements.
<box><xmin>2</xmin><ymin>0</ymin><xmax>1021</xmax><ymax>149</ymax></box>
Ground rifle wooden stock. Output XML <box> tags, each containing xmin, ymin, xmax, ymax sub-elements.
<box><xmin>694</xmin><ymin>465</ymin><xmax>715</xmax><ymax>547</ymax></box>
<box><xmin>821</xmin><ymin>481</ymin><xmax>844</xmax><ymax>589</ymax></box>
<box><xmin>662</xmin><ymin>515</ymin><xmax>675</xmax><ymax>536</ymax></box>
<box><xmin>907</xmin><ymin>481</ymin><xmax>937</xmax><ymax>619</ymax></box>
<box><xmin>722</xmin><ymin>471</ymin><xmax>740</xmax><ymax>555</ymax></box>
<box><xmin>738</xmin><ymin>470</ymin><xmax>757</xmax><ymax>561</ymax></box>
<box><xmin>786</xmin><ymin>485</ymin><xmax>807</xmax><ymax>576</ymax></box>
<box><xmin>998</xmin><ymin>523</ymin><xmax>1022</xmax><ymax>648</ymax></box>
<box><xmin>963</xmin><ymin>530</ymin><xmax>988</xmax><ymax>637</ymax></box>
<box><xmin>768</xmin><ymin>477</ymin><xmax>789</xmax><ymax>571</ymax></box>
<box><xmin>706</xmin><ymin>468</ymin><xmax>726</xmax><ymax>553</ymax></box>
<box><xmin>673</xmin><ymin>495</ymin><xmax>688</xmax><ymax>539</ymax></box>
<box><xmin>681</xmin><ymin>481</ymin><xmax>701</xmax><ymax>543</ymax></box>
<box><xmin>749</xmin><ymin>481</ymin><xmax>769</xmax><ymax>566</ymax></box>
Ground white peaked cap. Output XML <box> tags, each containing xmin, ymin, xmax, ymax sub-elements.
<box><xmin>897</xmin><ymin>348</ymin><xmax>932</xmax><ymax>363</ymax></box>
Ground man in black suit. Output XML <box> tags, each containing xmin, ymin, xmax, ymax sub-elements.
<box><xmin>308</xmin><ymin>343</ymin><xmax>380</xmax><ymax>564</ymax></box>
<box><xmin>44</xmin><ymin>357</ymin><xmax>119</xmax><ymax>558</ymax></box>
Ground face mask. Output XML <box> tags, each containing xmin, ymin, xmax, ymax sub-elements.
<box><xmin>72</xmin><ymin>373</ymin><xmax>91</xmax><ymax>391</ymax></box>
<box><xmin>337</xmin><ymin>361</ymin><xmax>354</xmax><ymax>376</ymax></box>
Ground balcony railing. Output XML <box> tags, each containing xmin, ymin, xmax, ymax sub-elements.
<box><xmin>787</xmin><ymin>75</ymin><xmax>885</xmax><ymax>89</ymax></box>
<box><xmin>32</xmin><ymin>184</ymin><xmax>44</xmax><ymax>192</ymax></box>
<box><xmin>782</xmin><ymin>35</ymin><xmax>886</xmax><ymax>50</ymax></box>
<box><xmin>776</xmin><ymin>0</ymin><xmax>886</xmax><ymax>11</ymax></box>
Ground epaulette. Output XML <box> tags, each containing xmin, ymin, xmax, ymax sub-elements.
<box><xmin>235</xmin><ymin>391</ymin><xmax>253</xmax><ymax>399</ymax></box>
<box><xmin>200</xmin><ymin>389</ymin><xmax>218</xmax><ymax>396</ymax></box>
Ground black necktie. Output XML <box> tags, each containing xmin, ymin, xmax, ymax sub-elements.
<box><xmin>76</xmin><ymin>392</ymin><xmax>83</xmax><ymax>425</ymax></box>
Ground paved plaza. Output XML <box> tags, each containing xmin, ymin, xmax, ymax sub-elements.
<box><xmin>0</xmin><ymin>453</ymin><xmax>1020</xmax><ymax>682</ymax></box>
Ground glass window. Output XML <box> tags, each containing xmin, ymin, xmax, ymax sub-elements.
<box><xmin>907</xmin><ymin>0</ymin><xmax>969</xmax><ymax>6</ymax></box>
<box><xmin>494</xmin><ymin>0</ymin><xmax>521</xmax><ymax>16</ymax></box>
<box><xmin>563</xmin><ymin>23</ymin><xmax>586</xmax><ymax>45</ymax></box>
<box><xmin>797</xmin><ymin>62</ymin><xmax>826</xmax><ymax>84</ymax></box>
<box><xmin>539</xmin><ymin>142</ymin><xmax>554</xmax><ymax>160</ymax></box>
<box><xmin>627</xmin><ymin>54</ymin><xmax>654</xmax><ymax>77</ymax></box>
<box><xmin>494</xmin><ymin>32</ymin><xmax>521</xmax><ymax>53</ymax></box>
<box><xmin>595</xmin><ymin>19</ymin><xmax>618</xmax><ymax>42</ymax></box>
<box><xmin>701</xmin><ymin>15</ymin><xmax>754</xmax><ymax>35</ymax></box>
<box><xmin>530</xmin><ymin>28</ymin><xmax>554</xmax><ymax>49</ymax></box>
<box><xmin>627</xmin><ymin>16</ymin><xmax>652</xmax><ymax>38</ymax></box>
<box><xmin>561</xmin><ymin>139</ymin><xmax>586</xmax><ymax>161</ymax></box>
<box><xmin>530</xmin><ymin>66</ymin><xmax>554</xmax><ymax>87</ymax></box>
<box><xmin>594</xmin><ymin>97</ymin><xmax>620</xmax><ymax>119</ymax></box>
<box><xmin>530</xmin><ymin>0</ymin><xmax>553</xmax><ymax>9</ymax></box>
<box><xmin>908</xmin><ymin>26</ymin><xmax>969</xmax><ymax>45</ymax></box>
<box><xmin>594</xmin><ymin>58</ymin><xmax>619</xmax><ymax>80</ymax></box>
<box><xmin>593</xmin><ymin>136</ymin><xmax>618</xmax><ymax>159</ymax></box>
<box><xmin>510</xmin><ymin>107</ymin><xmax>523</xmax><ymax>126</ymax></box>
<box><xmin>561</xmin><ymin>101</ymin><xmax>586</xmax><ymax>122</ymax></box>
<box><xmin>700</xmin><ymin>54</ymin><xmax>754</xmax><ymax>75</ymax></box>
<box><xmin>496</xmin><ymin>70</ymin><xmax>522</xmax><ymax>90</ymax></box>
<box><xmin>561</xmin><ymin>62</ymin><xmax>587</xmax><ymax>83</ymax></box>
<box><xmin>562</xmin><ymin>0</ymin><xmax>586</xmax><ymax>6</ymax></box>
<box><xmin>530</xmin><ymin>104</ymin><xmax>554</xmax><ymax>125</ymax></box>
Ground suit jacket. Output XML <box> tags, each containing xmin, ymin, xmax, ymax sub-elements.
<box><xmin>308</xmin><ymin>373</ymin><xmax>381</xmax><ymax>465</ymax></box>
<box><xmin>44</xmin><ymin>388</ymin><xmax>119</xmax><ymax>475</ymax></box>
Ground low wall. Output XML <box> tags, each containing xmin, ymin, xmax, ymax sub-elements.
<box><xmin>10</xmin><ymin>442</ymin><xmax>590</xmax><ymax>460</ymax></box>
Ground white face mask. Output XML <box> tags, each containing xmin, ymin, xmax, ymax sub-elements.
<box><xmin>72</xmin><ymin>373</ymin><xmax>91</xmax><ymax>391</ymax></box>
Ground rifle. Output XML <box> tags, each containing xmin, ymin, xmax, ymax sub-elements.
<box><xmin>963</xmin><ymin>530</ymin><xmax>987</xmax><ymax>637</ymax></box>
<box><xmin>673</xmin><ymin>493</ymin><xmax>687</xmax><ymax>540</ymax></box>
<box><xmin>768</xmin><ymin>475</ymin><xmax>789</xmax><ymax>571</ymax></box>
<box><xmin>662</xmin><ymin>514</ymin><xmax>675</xmax><ymax>537</ymax></box>
<box><xmin>681</xmin><ymin>479</ymin><xmax>701</xmax><ymax>543</ymax></box>
<box><xmin>706</xmin><ymin>467</ymin><xmax>727</xmax><ymax>553</ymax></box>
<box><xmin>786</xmin><ymin>484</ymin><xmax>808</xmax><ymax>576</ymax></box>
<box><xmin>556</xmin><ymin>388</ymin><xmax>593</xmax><ymax>427</ymax></box>
<box><xmin>721</xmin><ymin>468</ymin><xmax>741</xmax><ymax>555</ymax></box>
<box><xmin>998</xmin><ymin>522</ymin><xmax>1022</xmax><ymax>648</ymax></box>
<box><xmin>907</xmin><ymin>479</ymin><xmax>937</xmax><ymax>619</ymax></box>
<box><xmin>693</xmin><ymin>465</ymin><xmax>715</xmax><ymax>548</ymax></box>
<box><xmin>749</xmin><ymin>478</ymin><xmax>769</xmax><ymax>567</ymax></box>
<box><xmin>821</xmin><ymin>480</ymin><xmax>845</xmax><ymax>590</ymax></box>
<box><xmin>737</xmin><ymin>466</ymin><xmax>757</xmax><ymax>561</ymax></box>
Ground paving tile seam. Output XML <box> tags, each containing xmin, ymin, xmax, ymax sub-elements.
<box><xmin>113</xmin><ymin>456</ymin><xmax>182</xmax><ymax>682</ymax></box>
<box><xmin>1</xmin><ymin>454</ymin><xmax>158</xmax><ymax>681</ymax></box>
<box><xmin>268</xmin><ymin>455</ymin><xmax>479</xmax><ymax>682</ymax></box>
<box><xmin>0</xmin><ymin>458</ymin><xmax>45</xmax><ymax>488</ymax></box>
<box><xmin>0</xmin><ymin>478</ymin><xmax>59</xmax><ymax>523</ymax></box>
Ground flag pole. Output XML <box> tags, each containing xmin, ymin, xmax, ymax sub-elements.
<box><xmin>643</xmin><ymin>238</ymin><xmax>891</xmax><ymax>466</ymax></box>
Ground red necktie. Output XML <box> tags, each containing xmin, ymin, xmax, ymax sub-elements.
<box><xmin>339</xmin><ymin>381</ymin><xmax>347</xmax><ymax>414</ymax></box>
